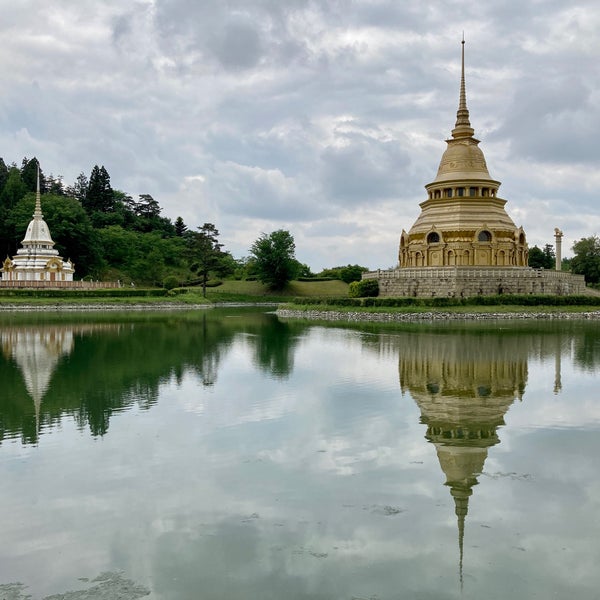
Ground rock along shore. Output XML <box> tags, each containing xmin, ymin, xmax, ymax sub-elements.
<box><xmin>276</xmin><ymin>308</ymin><xmax>600</xmax><ymax>322</ymax></box>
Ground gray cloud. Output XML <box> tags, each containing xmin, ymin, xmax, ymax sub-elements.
<box><xmin>496</xmin><ymin>75</ymin><xmax>600</xmax><ymax>163</ymax></box>
<box><xmin>320</xmin><ymin>134</ymin><xmax>411</xmax><ymax>204</ymax></box>
<box><xmin>206</xmin><ymin>160</ymin><xmax>325</xmax><ymax>221</ymax></box>
<box><xmin>0</xmin><ymin>0</ymin><xmax>598</xmax><ymax>268</ymax></box>
<box><xmin>208</xmin><ymin>19</ymin><xmax>263</xmax><ymax>71</ymax></box>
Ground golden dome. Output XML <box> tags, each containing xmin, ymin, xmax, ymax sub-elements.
<box><xmin>432</xmin><ymin>138</ymin><xmax>494</xmax><ymax>183</ymax></box>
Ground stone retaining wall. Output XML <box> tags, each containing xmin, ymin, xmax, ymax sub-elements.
<box><xmin>276</xmin><ymin>309</ymin><xmax>600</xmax><ymax>322</ymax></box>
<box><xmin>362</xmin><ymin>267</ymin><xmax>586</xmax><ymax>298</ymax></box>
<box><xmin>0</xmin><ymin>303</ymin><xmax>207</xmax><ymax>312</ymax></box>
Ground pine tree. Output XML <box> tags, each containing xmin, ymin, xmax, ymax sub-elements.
<box><xmin>175</xmin><ymin>216</ymin><xmax>188</xmax><ymax>237</ymax></box>
<box><xmin>0</xmin><ymin>158</ymin><xmax>8</xmax><ymax>196</ymax></box>
<box><xmin>0</xmin><ymin>167</ymin><xmax>27</xmax><ymax>211</ymax></box>
<box><xmin>20</xmin><ymin>157</ymin><xmax>45</xmax><ymax>193</ymax></box>
<box><xmin>85</xmin><ymin>165</ymin><xmax>114</xmax><ymax>213</ymax></box>
<box><xmin>187</xmin><ymin>223</ymin><xmax>224</xmax><ymax>297</ymax></box>
<box><xmin>46</xmin><ymin>174</ymin><xmax>65</xmax><ymax>195</ymax></box>
<box><xmin>136</xmin><ymin>194</ymin><xmax>161</xmax><ymax>219</ymax></box>
<box><xmin>67</xmin><ymin>172</ymin><xmax>88</xmax><ymax>204</ymax></box>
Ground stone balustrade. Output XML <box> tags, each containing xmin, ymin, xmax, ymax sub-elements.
<box><xmin>363</xmin><ymin>266</ymin><xmax>586</xmax><ymax>298</ymax></box>
<box><xmin>0</xmin><ymin>280</ymin><xmax>120</xmax><ymax>289</ymax></box>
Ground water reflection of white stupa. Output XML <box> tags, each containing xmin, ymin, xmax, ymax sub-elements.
<box><xmin>0</xmin><ymin>324</ymin><xmax>117</xmax><ymax>434</ymax></box>
<box><xmin>2</xmin><ymin>327</ymin><xmax>73</xmax><ymax>415</ymax></box>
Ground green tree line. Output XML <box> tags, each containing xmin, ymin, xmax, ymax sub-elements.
<box><xmin>5</xmin><ymin>156</ymin><xmax>597</xmax><ymax>291</ymax></box>
<box><xmin>1</xmin><ymin>157</ymin><xmax>344</xmax><ymax>289</ymax></box>
<box><xmin>0</xmin><ymin>157</ymin><xmax>239</xmax><ymax>286</ymax></box>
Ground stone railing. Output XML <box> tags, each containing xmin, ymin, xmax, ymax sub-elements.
<box><xmin>0</xmin><ymin>280</ymin><xmax>120</xmax><ymax>289</ymax></box>
<box><xmin>364</xmin><ymin>267</ymin><xmax>584</xmax><ymax>282</ymax></box>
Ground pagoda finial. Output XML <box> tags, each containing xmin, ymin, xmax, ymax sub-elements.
<box><xmin>34</xmin><ymin>160</ymin><xmax>43</xmax><ymax>219</ymax></box>
<box><xmin>451</xmin><ymin>488</ymin><xmax>470</xmax><ymax>592</ymax></box>
<box><xmin>451</xmin><ymin>37</ymin><xmax>475</xmax><ymax>139</ymax></box>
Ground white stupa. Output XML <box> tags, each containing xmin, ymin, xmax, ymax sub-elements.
<box><xmin>1</xmin><ymin>167</ymin><xmax>75</xmax><ymax>283</ymax></box>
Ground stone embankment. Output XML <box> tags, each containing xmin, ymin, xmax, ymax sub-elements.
<box><xmin>0</xmin><ymin>303</ymin><xmax>211</xmax><ymax>312</ymax></box>
<box><xmin>0</xmin><ymin>301</ymin><xmax>279</xmax><ymax>312</ymax></box>
<box><xmin>276</xmin><ymin>308</ymin><xmax>600</xmax><ymax>322</ymax></box>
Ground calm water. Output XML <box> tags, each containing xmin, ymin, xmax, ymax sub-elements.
<box><xmin>0</xmin><ymin>308</ymin><xmax>599</xmax><ymax>599</ymax></box>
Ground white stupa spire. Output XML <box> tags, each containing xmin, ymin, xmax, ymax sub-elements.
<box><xmin>21</xmin><ymin>162</ymin><xmax>56</xmax><ymax>249</ymax></box>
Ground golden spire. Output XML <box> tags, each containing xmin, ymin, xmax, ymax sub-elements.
<box><xmin>451</xmin><ymin>36</ymin><xmax>475</xmax><ymax>139</ymax></box>
<box><xmin>451</xmin><ymin>486</ymin><xmax>471</xmax><ymax>591</ymax></box>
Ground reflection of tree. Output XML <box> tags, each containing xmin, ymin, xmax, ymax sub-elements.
<box><xmin>51</xmin><ymin>314</ymin><xmax>240</xmax><ymax>437</ymax></box>
<box><xmin>0</xmin><ymin>313</ymin><xmax>235</xmax><ymax>442</ymax></box>
<box><xmin>0</xmin><ymin>310</ymin><xmax>312</xmax><ymax>444</ymax></box>
<box><xmin>251</xmin><ymin>316</ymin><xmax>305</xmax><ymax>379</ymax></box>
<box><xmin>186</xmin><ymin>313</ymin><xmax>226</xmax><ymax>386</ymax></box>
<box><xmin>572</xmin><ymin>326</ymin><xmax>600</xmax><ymax>371</ymax></box>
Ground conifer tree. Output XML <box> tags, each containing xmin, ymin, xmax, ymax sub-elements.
<box><xmin>85</xmin><ymin>165</ymin><xmax>114</xmax><ymax>213</ymax></box>
<box><xmin>0</xmin><ymin>158</ymin><xmax>8</xmax><ymax>196</ymax></box>
<box><xmin>136</xmin><ymin>194</ymin><xmax>161</xmax><ymax>219</ymax></box>
<box><xmin>175</xmin><ymin>216</ymin><xmax>187</xmax><ymax>237</ymax></box>
<box><xmin>20</xmin><ymin>157</ymin><xmax>45</xmax><ymax>193</ymax></box>
<box><xmin>67</xmin><ymin>172</ymin><xmax>88</xmax><ymax>204</ymax></box>
<box><xmin>187</xmin><ymin>223</ymin><xmax>224</xmax><ymax>297</ymax></box>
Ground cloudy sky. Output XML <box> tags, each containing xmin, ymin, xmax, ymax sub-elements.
<box><xmin>1</xmin><ymin>0</ymin><xmax>598</xmax><ymax>270</ymax></box>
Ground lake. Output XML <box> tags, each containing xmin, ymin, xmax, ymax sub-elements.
<box><xmin>0</xmin><ymin>308</ymin><xmax>599</xmax><ymax>599</ymax></box>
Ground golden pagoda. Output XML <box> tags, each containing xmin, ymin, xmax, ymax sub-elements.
<box><xmin>399</xmin><ymin>40</ymin><xmax>527</xmax><ymax>269</ymax></box>
<box><xmin>364</xmin><ymin>41</ymin><xmax>586</xmax><ymax>297</ymax></box>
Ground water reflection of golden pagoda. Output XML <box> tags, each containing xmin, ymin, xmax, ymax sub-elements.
<box><xmin>399</xmin><ymin>331</ymin><xmax>528</xmax><ymax>586</ymax></box>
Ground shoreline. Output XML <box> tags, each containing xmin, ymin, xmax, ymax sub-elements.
<box><xmin>1</xmin><ymin>301</ymin><xmax>599</xmax><ymax>320</ymax></box>
<box><xmin>0</xmin><ymin>303</ymin><xmax>210</xmax><ymax>312</ymax></box>
<box><xmin>276</xmin><ymin>308</ymin><xmax>600</xmax><ymax>322</ymax></box>
<box><xmin>0</xmin><ymin>301</ymin><xmax>279</xmax><ymax>312</ymax></box>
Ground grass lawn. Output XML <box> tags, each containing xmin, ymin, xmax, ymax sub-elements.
<box><xmin>0</xmin><ymin>294</ymin><xmax>211</xmax><ymax>306</ymax></box>
<box><xmin>205</xmin><ymin>279</ymin><xmax>349</xmax><ymax>302</ymax></box>
<box><xmin>0</xmin><ymin>280</ymin><xmax>349</xmax><ymax>306</ymax></box>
